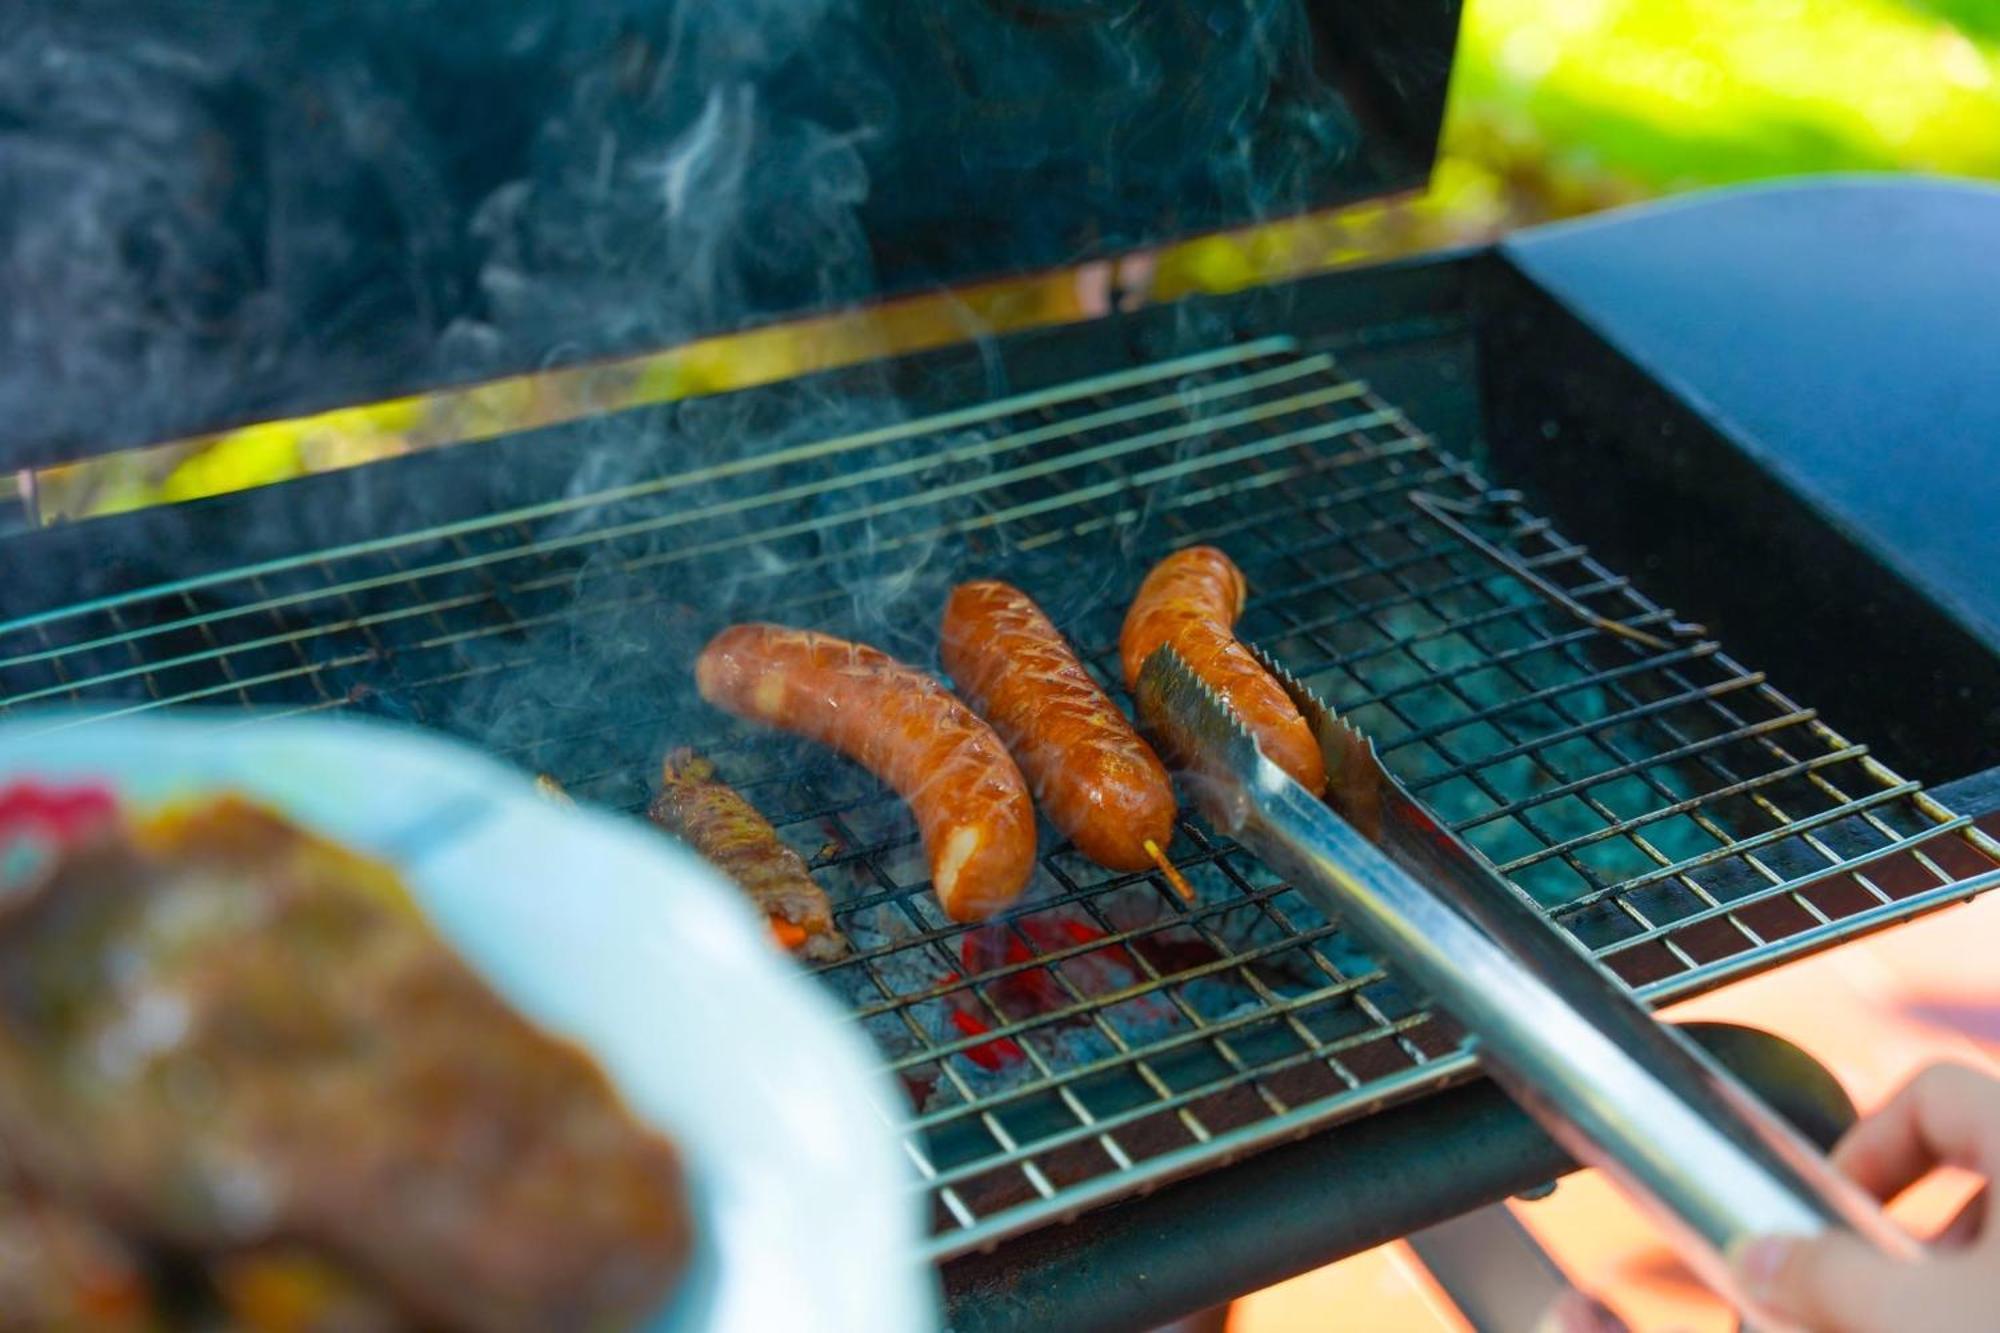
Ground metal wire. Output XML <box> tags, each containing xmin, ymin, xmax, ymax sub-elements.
<box><xmin>2</xmin><ymin>339</ymin><xmax>1994</xmax><ymax>1262</ymax></box>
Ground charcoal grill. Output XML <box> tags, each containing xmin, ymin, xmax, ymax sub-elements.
<box><xmin>7</xmin><ymin>5</ymin><xmax>2000</xmax><ymax>1330</ymax></box>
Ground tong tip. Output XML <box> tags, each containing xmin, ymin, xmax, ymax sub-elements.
<box><xmin>1135</xmin><ymin>645</ymin><xmax>1264</xmax><ymax>762</ymax></box>
<box><xmin>1133</xmin><ymin>644</ymin><xmax>1267</xmax><ymax>830</ymax></box>
<box><xmin>1243</xmin><ymin>642</ymin><xmax>1387</xmax><ymax>838</ymax></box>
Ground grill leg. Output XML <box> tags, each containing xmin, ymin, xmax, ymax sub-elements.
<box><xmin>1406</xmin><ymin>1020</ymin><xmax>1854</xmax><ymax>1333</ymax></box>
<box><xmin>1144</xmin><ymin>1305</ymin><xmax>1230</xmax><ymax>1333</ymax></box>
<box><xmin>1407</xmin><ymin>1205</ymin><xmax>1572</xmax><ymax>1333</ymax></box>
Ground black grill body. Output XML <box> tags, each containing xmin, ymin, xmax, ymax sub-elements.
<box><xmin>5</xmin><ymin>177</ymin><xmax>1999</xmax><ymax>1331</ymax></box>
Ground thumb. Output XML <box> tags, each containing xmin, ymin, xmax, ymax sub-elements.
<box><xmin>1730</xmin><ymin>1231</ymin><xmax>1918</xmax><ymax>1333</ymax></box>
<box><xmin>1530</xmin><ymin>1289</ymin><xmax>1630</xmax><ymax>1333</ymax></box>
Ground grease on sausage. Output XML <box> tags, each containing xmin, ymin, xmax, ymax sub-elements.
<box><xmin>1119</xmin><ymin>546</ymin><xmax>1327</xmax><ymax>794</ymax></box>
<box><xmin>942</xmin><ymin>580</ymin><xmax>1175</xmax><ymax>872</ymax></box>
<box><xmin>695</xmin><ymin>625</ymin><xmax>1037</xmax><ymax>922</ymax></box>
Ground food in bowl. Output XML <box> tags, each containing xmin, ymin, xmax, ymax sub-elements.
<box><xmin>0</xmin><ymin>791</ymin><xmax>690</xmax><ymax>1331</ymax></box>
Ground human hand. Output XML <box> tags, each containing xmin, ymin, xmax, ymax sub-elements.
<box><xmin>1535</xmin><ymin>1061</ymin><xmax>2000</xmax><ymax>1333</ymax></box>
<box><xmin>1728</xmin><ymin>1061</ymin><xmax>2000</xmax><ymax>1333</ymax></box>
<box><xmin>1532</xmin><ymin>1289</ymin><xmax>1638</xmax><ymax>1332</ymax></box>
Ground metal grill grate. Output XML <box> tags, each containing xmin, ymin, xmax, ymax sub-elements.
<box><xmin>3</xmin><ymin>336</ymin><xmax>1996</xmax><ymax>1259</ymax></box>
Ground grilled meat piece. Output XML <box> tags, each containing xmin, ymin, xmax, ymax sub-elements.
<box><xmin>1121</xmin><ymin>546</ymin><xmax>1326</xmax><ymax>795</ymax></box>
<box><xmin>209</xmin><ymin>1247</ymin><xmax>407</xmax><ymax>1333</ymax></box>
<box><xmin>696</xmin><ymin>624</ymin><xmax>1038</xmax><ymax>922</ymax></box>
<box><xmin>0</xmin><ymin>1159</ymin><xmax>405</xmax><ymax>1333</ymax></box>
<box><xmin>0</xmin><ymin>796</ymin><xmax>690</xmax><ymax>1333</ymax></box>
<box><xmin>942</xmin><ymin>579</ymin><xmax>1177</xmax><ymax>873</ymax></box>
<box><xmin>650</xmin><ymin>749</ymin><xmax>846</xmax><ymax>960</ymax></box>
<box><xmin>0</xmin><ymin>1169</ymin><xmax>158</xmax><ymax>1333</ymax></box>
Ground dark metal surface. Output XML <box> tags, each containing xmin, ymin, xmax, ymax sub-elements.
<box><xmin>939</xmin><ymin>1022</ymin><xmax>1859</xmax><ymax>1333</ymax></box>
<box><xmin>1936</xmin><ymin>766</ymin><xmax>2000</xmax><ymax>823</ymax></box>
<box><xmin>1481</xmin><ymin>183</ymin><xmax>2000</xmax><ymax>783</ymax></box>
<box><xmin>1503</xmin><ymin>178</ymin><xmax>2000</xmax><ymax>651</ymax></box>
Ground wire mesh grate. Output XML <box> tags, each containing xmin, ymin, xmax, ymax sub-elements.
<box><xmin>2</xmin><ymin>335</ymin><xmax>1995</xmax><ymax>1259</ymax></box>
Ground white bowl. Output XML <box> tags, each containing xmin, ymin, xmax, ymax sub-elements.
<box><xmin>0</xmin><ymin>711</ymin><xmax>936</xmax><ymax>1333</ymax></box>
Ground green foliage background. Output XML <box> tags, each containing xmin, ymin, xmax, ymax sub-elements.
<box><xmin>1160</xmin><ymin>0</ymin><xmax>2000</xmax><ymax>292</ymax></box>
<box><xmin>1451</xmin><ymin>0</ymin><xmax>1999</xmax><ymax>214</ymax></box>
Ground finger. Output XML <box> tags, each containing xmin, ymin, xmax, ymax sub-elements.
<box><xmin>1933</xmin><ymin>1185</ymin><xmax>1988</xmax><ymax>1250</ymax></box>
<box><xmin>1530</xmin><ymin>1289</ymin><xmax>1631</xmax><ymax>1333</ymax></box>
<box><xmin>1832</xmin><ymin>1062</ymin><xmax>2000</xmax><ymax>1202</ymax></box>
<box><xmin>1731</xmin><ymin>1230</ymin><xmax>1924</xmax><ymax>1333</ymax></box>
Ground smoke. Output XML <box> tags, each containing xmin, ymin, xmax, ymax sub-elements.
<box><xmin>444</xmin><ymin>0</ymin><xmax>883</xmax><ymax>374</ymax></box>
<box><xmin>0</xmin><ymin>1</ymin><xmax>888</xmax><ymax>464</ymax></box>
<box><xmin>0</xmin><ymin>6</ymin><xmax>454</xmax><ymax>461</ymax></box>
<box><xmin>0</xmin><ymin>0</ymin><xmax>1365</xmax><ymax>795</ymax></box>
<box><xmin>2</xmin><ymin>0</ymin><xmax>1355</xmax><ymax>452</ymax></box>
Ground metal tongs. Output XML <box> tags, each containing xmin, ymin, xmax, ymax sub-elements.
<box><xmin>1135</xmin><ymin>644</ymin><xmax>1920</xmax><ymax>1330</ymax></box>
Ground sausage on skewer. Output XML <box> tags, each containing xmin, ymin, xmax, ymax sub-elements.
<box><xmin>1120</xmin><ymin>546</ymin><xmax>1327</xmax><ymax>794</ymax></box>
<box><xmin>695</xmin><ymin>625</ymin><xmax>1037</xmax><ymax>923</ymax></box>
<box><xmin>941</xmin><ymin>580</ymin><xmax>1187</xmax><ymax>893</ymax></box>
<box><xmin>650</xmin><ymin>749</ymin><xmax>847</xmax><ymax>961</ymax></box>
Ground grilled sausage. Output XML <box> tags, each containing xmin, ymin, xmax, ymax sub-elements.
<box><xmin>941</xmin><ymin>580</ymin><xmax>1175</xmax><ymax>872</ymax></box>
<box><xmin>0</xmin><ymin>796</ymin><xmax>692</xmax><ymax>1333</ymax></box>
<box><xmin>650</xmin><ymin>748</ymin><xmax>846</xmax><ymax>960</ymax></box>
<box><xmin>695</xmin><ymin>625</ymin><xmax>1037</xmax><ymax>922</ymax></box>
<box><xmin>1120</xmin><ymin>546</ymin><xmax>1327</xmax><ymax>794</ymax></box>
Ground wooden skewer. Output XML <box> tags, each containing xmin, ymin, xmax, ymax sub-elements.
<box><xmin>533</xmin><ymin>773</ymin><xmax>574</xmax><ymax>806</ymax></box>
<box><xmin>1144</xmin><ymin>838</ymin><xmax>1196</xmax><ymax>904</ymax></box>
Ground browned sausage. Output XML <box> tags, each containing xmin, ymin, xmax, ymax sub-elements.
<box><xmin>650</xmin><ymin>749</ymin><xmax>847</xmax><ymax>960</ymax></box>
<box><xmin>695</xmin><ymin>625</ymin><xmax>1037</xmax><ymax>922</ymax></box>
<box><xmin>941</xmin><ymin>580</ymin><xmax>1175</xmax><ymax>873</ymax></box>
<box><xmin>1119</xmin><ymin>546</ymin><xmax>1327</xmax><ymax>794</ymax></box>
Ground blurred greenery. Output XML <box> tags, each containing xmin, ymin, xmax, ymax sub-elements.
<box><xmin>1160</xmin><ymin>0</ymin><xmax>2000</xmax><ymax>291</ymax></box>
<box><xmin>36</xmin><ymin>0</ymin><xmax>2000</xmax><ymax>520</ymax></box>
<box><xmin>1456</xmin><ymin>0</ymin><xmax>1999</xmax><ymax>189</ymax></box>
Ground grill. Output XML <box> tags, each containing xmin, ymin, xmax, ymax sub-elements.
<box><xmin>6</xmin><ymin>334</ymin><xmax>1996</xmax><ymax>1264</ymax></box>
<box><xmin>14</xmin><ymin>11</ymin><xmax>2000</xmax><ymax>1327</ymax></box>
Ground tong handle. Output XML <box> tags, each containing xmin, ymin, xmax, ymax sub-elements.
<box><xmin>1136</xmin><ymin>640</ymin><xmax>1912</xmax><ymax>1320</ymax></box>
<box><xmin>1240</xmin><ymin>770</ymin><xmax>1915</xmax><ymax>1328</ymax></box>
<box><xmin>1139</xmin><ymin>643</ymin><xmax>1918</xmax><ymax>1330</ymax></box>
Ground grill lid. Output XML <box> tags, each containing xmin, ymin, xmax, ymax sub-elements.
<box><xmin>3</xmin><ymin>0</ymin><xmax>1459</xmax><ymax>471</ymax></box>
